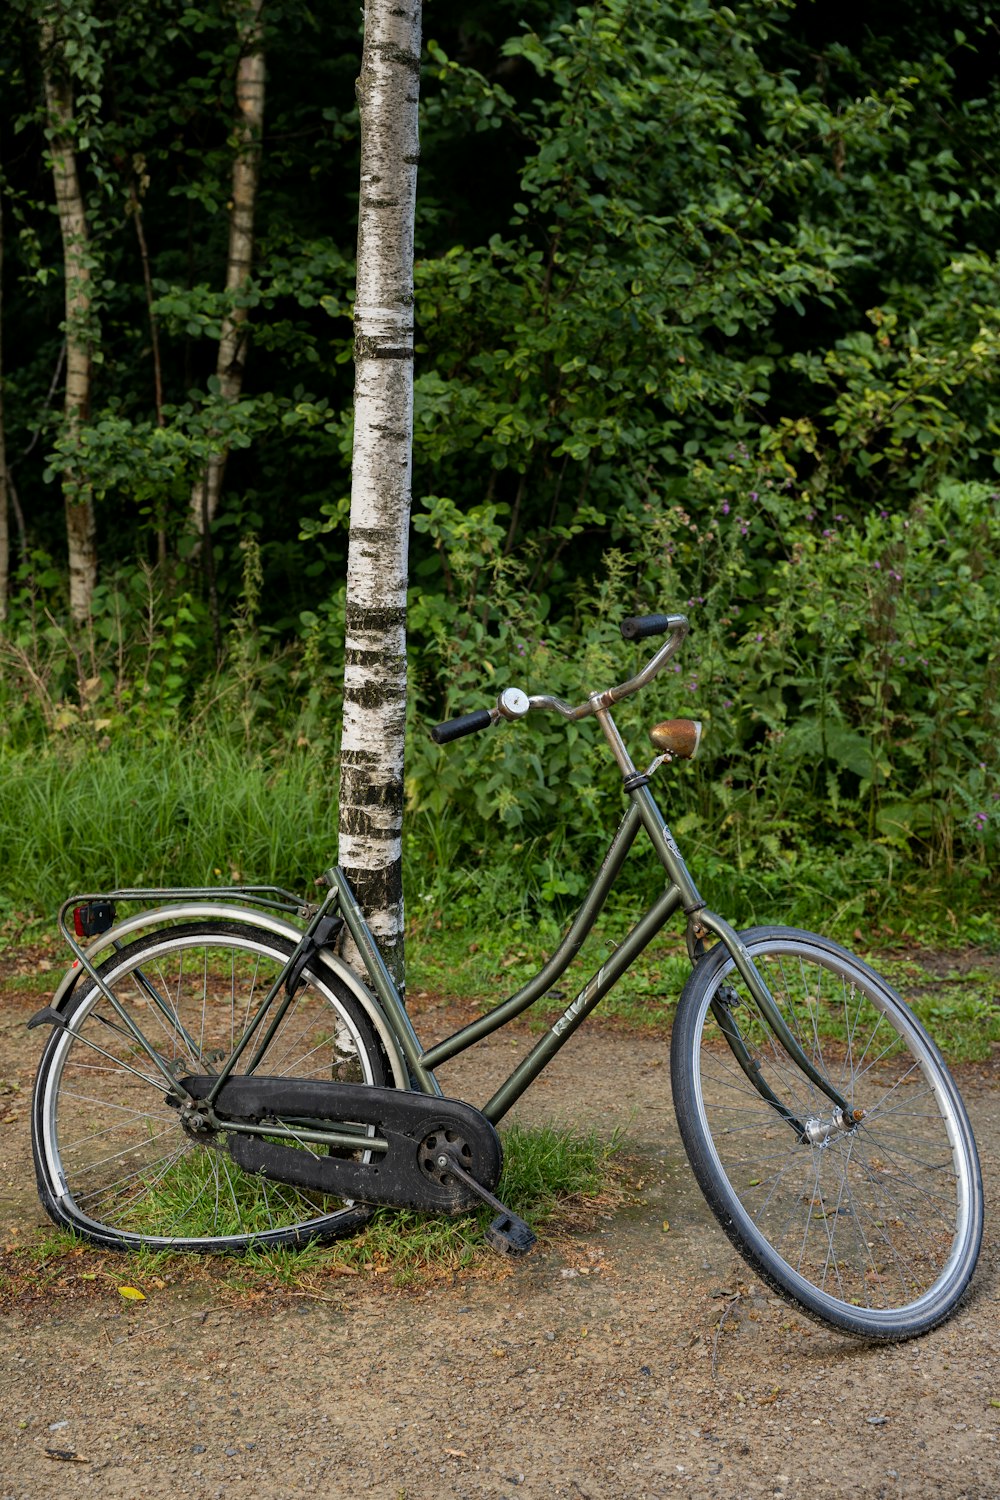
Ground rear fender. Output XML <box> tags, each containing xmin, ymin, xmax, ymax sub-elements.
<box><xmin>43</xmin><ymin>903</ymin><xmax>410</xmax><ymax>1089</ymax></box>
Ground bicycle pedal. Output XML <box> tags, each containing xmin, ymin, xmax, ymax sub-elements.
<box><xmin>486</xmin><ymin>1212</ymin><xmax>537</xmax><ymax>1256</ymax></box>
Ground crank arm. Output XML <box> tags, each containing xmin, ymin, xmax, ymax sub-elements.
<box><xmin>436</xmin><ymin>1149</ymin><xmax>537</xmax><ymax>1255</ymax></box>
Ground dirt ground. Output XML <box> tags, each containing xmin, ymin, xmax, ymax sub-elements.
<box><xmin>1</xmin><ymin>966</ymin><xmax>998</xmax><ymax>1500</ymax></box>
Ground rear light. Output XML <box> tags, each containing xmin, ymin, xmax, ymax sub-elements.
<box><xmin>73</xmin><ymin>901</ymin><xmax>116</xmax><ymax>938</ymax></box>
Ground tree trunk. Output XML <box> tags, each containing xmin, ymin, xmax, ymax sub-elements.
<box><xmin>0</xmin><ymin>181</ymin><xmax>9</xmax><ymax>621</ymax></box>
<box><xmin>339</xmin><ymin>0</ymin><xmax>422</xmax><ymax>987</ymax></box>
<box><xmin>40</xmin><ymin>6</ymin><xmax>97</xmax><ymax>624</ymax></box>
<box><xmin>189</xmin><ymin>0</ymin><xmax>266</xmax><ymax>540</ymax></box>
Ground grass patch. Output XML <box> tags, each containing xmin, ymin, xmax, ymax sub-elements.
<box><xmin>1</xmin><ymin>1121</ymin><xmax>627</xmax><ymax>1308</ymax></box>
<box><xmin>408</xmin><ymin>916</ymin><xmax>693</xmax><ymax>1031</ymax></box>
<box><xmin>407</xmin><ymin>907</ymin><xmax>1000</xmax><ymax>1061</ymax></box>
<box><xmin>874</xmin><ymin>955</ymin><xmax>1000</xmax><ymax>1064</ymax></box>
<box><xmin>0</xmin><ymin>739</ymin><xmax>340</xmax><ymax>919</ymax></box>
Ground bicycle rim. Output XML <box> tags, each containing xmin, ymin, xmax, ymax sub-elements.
<box><xmin>32</xmin><ymin>921</ymin><xmax>388</xmax><ymax>1251</ymax></box>
<box><xmin>671</xmin><ymin>927</ymin><xmax>983</xmax><ymax>1340</ymax></box>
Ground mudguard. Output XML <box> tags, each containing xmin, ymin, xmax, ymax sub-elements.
<box><xmin>39</xmin><ymin>903</ymin><xmax>411</xmax><ymax>1089</ymax></box>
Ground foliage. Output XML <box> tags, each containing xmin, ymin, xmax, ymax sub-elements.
<box><xmin>0</xmin><ymin>0</ymin><xmax>998</xmax><ymax>937</ymax></box>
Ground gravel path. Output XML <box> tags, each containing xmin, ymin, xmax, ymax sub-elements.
<box><xmin>1</xmin><ymin>984</ymin><xmax>998</xmax><ymax>1499</ymax></box>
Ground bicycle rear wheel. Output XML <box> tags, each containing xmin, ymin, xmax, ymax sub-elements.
<box><xmin>32</xmin><ymin>920</ymin><xmax>390</xmax><ymax>1251</ymax></box>
<box><xmin>671</xmin><ymin>927</ymin><xmax>983</xmax><ymax>1340</ymax></box>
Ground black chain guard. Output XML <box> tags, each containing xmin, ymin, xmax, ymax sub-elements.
<box><xmin>178</xmin><ymin>1076</ymin><xmax>503</xmax><ymax>1213</ymax></box>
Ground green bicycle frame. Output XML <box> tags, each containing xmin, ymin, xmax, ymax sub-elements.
<box><xmin>325</xmin><ymin>726</ymin><xmax>853</xmax><ymax>1126</ymax></box>
<box><xmin>53</xmin><ymin>707</ymin><xmax>852</xmax><ymax>1147</ymax></box>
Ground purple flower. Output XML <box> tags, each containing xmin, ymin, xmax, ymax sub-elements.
<box><xmin>749</xmin><ymin>491</ymin><xmax>758</xmax><ymax>501</ymax></box>
<box><xmin>721</xmin><ymin>503</ymin><xmax>730</xmax><ymax>515</ymax></box>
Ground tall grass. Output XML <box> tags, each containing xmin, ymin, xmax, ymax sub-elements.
<box><xmin>0</xmin><ymin>728</ymin><xmax>995</xmax><ymax>949</ymax></box>
<box><xmin>0</xmin><ymin>738</ymin><xmax>337</xmax><ymax>919</ymax></box>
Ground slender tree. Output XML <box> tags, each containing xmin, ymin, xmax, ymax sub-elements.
<box><xmin>339</xmin><ymin>0</ymin><xmax>421</xmax><ymax>985</ymax></box>
<box><xmin>0</xmin><ymin>180</ymin><xmax>8</xmax><ymax>620</ymax></box>
<box><xmin>189</xmin><ymin>0</ymin><xmax>266</xmax><ymax>541</ymax></box>
<box><xmin>39</xmin><ymin>1</ymin><xmax>97</xmax><ymax>622</ymax></box>
<box><xmin>38</xmin><ymin>1</ymin><xmax>98</xmax><ymax>621</ymax></box>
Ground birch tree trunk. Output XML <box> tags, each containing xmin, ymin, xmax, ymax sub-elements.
<box><xmin>189</xmin><ymin>0</ymin><xmax>266</xmax><ymax>539</ymax></box>
<box><xmin>40</xmin><ymin>6</ymin><xmax>97</xmax><ymax>623</ymax></box>
<box><xmin>339</xmin><ymin>0</ymin><xmax>421</xmax><ymax>986</ymax></box>
<box><xmin>0</xmin><ymin>183</ymin><xmax>9</xmax><ymax>621</ymax></box>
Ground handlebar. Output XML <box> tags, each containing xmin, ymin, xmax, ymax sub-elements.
<box><xmin>620</xmin><ymin>612</ymin><xmax>678</xmax><ymax>642</ymax></box>
<box><xmin>430</xmin><ymin>612</ymin><xmax>689</xmax><ymax>743</ymax></box>
<box><xmin>429</xmin><ymin>709</ymin><xmax>495</xmax><ymax>745</ymax></box>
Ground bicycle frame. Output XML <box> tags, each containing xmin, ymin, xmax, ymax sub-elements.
<box><xmin>32</xmin><ymin>609</ymin><xmax>982</xmax><ymax>1340</ymax></box>
<box><xmin>51</xmin><ymin>707</ymin><xmax>853</xmax><ymax>1150</ymax></box>
<box><xmin>328</xmin><ymin>717</ymin><xmax>853</xmax><ymax>1124</ymax></box>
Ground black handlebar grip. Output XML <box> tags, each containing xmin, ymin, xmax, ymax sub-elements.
<box><xmin>620</xmin><ymin>613</ymin><xmax>675</xmax><ymax>641</ymax></box>
<box><xmin>430</xmin><ymin>709</ymin><xmax>495</xmax><ymax>745</ymax></box>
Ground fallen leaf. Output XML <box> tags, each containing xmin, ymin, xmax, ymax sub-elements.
<box><xmin>118</xmin><ymin>1285</ymin><xmax>146</xmax><ymax>1301</ymax></box>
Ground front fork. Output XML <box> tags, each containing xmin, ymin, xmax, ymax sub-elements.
<box><xmin>689</xmin><ymin>913</ymin><xmax>860</xmax><ymax>1142</ymax></box>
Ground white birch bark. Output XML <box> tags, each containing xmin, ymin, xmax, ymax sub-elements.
<box><xmin>190</xmin><ymin>0</ymin><xmax>266</xmax><ymax>537</ymax></box>
<box><xmin>0</xmin><ymin>184</ymin><xmax>9</xmax><ymax>621</ymax></box>
<box><xmin>40</xmin><ymin>6</ymin><xmax>97</xmax><ymax>623</ymax></box>
<box><xmin>339</xmin><ymin>0</ymin><xmax>421</xmax><ymax>985</ymax></box>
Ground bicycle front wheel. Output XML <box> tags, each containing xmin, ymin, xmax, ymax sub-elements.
<box><xmin>32</xmin><ymin>920</ymin><xmax>391</xmax><ymax>1251</ymax></box>
<box><xmin>671</xmin><ymin>927</ymin><xmax>983</xmax><ymax>1340</ymax></box>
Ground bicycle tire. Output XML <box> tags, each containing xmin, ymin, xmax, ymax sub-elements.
<box><xmin>670</xmin><ymin>926</ymin><xmax>983</xmax><ymax>1340</ymax></box>
<box><xmin>32</xmin><ymin>919</ymin><xmax>391</xmax><ymax>1251</ymax></box>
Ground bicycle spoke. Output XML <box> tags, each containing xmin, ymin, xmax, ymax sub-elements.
<box><xmin>34</xmin><ymin>922</ymin><xmax>386</xmax><ymax>1249</ymax></box>
<box><xmin>675</xmin><ymin>928</ymin><xmax>982</xmax><ymax>1337</ymax></box>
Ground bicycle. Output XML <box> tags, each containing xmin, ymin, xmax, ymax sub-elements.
<box><xmin>28</xmin><ymin>612</ymin><xmax>983</xmax><ymax>1341</ymax></box>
